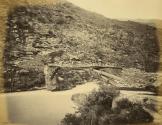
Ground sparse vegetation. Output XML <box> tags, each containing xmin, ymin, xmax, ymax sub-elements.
<box><xmin>3</xmin><ymin>1</ymin><xmax>159</xmax><ymax>92</ymax></box>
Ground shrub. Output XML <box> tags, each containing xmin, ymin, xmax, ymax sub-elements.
<box><xmin>61</xmin><ymin>113</ymin><xmax>81</xmax><ymax>125</ymax></box>
<box><xmin>61</xmin><ymin>86</ymin><xmax>154</xmax><ymax>125</ymax></box>
<box><xmin>61</xmin><ymin>85</ymin><xmax>120</xmax><ymax>125</ymax></box>
<box><xmin>112</xmin><ymin>98</ymin><xmax>154</xmax><ymax>124</ymax></box>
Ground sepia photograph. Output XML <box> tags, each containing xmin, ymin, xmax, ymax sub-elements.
<box><xmin>0</xmin><ymin>0</ymin><xmax>162</xmax><ymax>125</ymax></box>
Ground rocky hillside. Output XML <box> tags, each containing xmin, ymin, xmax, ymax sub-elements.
<box><xmin>3</xmin><ymin>1</ymin><xmax>160</xmax><ymax>92</ymax></box>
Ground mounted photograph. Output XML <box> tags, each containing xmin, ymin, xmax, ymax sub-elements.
<box><xmin>0</xmin><ymin>0</ymin><xmax>162</xmax><ymax>125</ymax></box>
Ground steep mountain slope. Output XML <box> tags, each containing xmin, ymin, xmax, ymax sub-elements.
<box><xmin>134</xmin><ymin>19</ymin><xmax>162</xmax><ymax>29</ymax></box>
<box><xmin>4</xmin><ymin>1</ymin><xmax>160</xmax><ymax>91</ymax></box>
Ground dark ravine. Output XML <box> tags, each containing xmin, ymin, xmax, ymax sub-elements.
<box><xmin>3</xmin><ymin>0</ymin><xmax>160</xmax><ymax>92</ymax></box>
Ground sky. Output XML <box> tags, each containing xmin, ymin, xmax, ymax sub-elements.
<box><xmin>67</xmin><ymin>0</ymin><xmax>162</xmax><ymax>20</ymax></box>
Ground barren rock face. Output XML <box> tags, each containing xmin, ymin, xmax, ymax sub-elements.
<box><xmin>3</xmin><ymin>1</ymin><xmax>160</xmax><ymax>91</ymax></box>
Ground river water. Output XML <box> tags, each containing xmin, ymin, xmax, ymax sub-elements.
<box><xmin>1</xmin><ymin>82</ymin><xmax>99</xmax><ymax>125</ymax></box>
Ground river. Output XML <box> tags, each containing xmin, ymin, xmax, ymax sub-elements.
<box><xmin>0</xmin><ymin>82</ymin><xmax>99</xmax><ymax>125</ymax></box>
